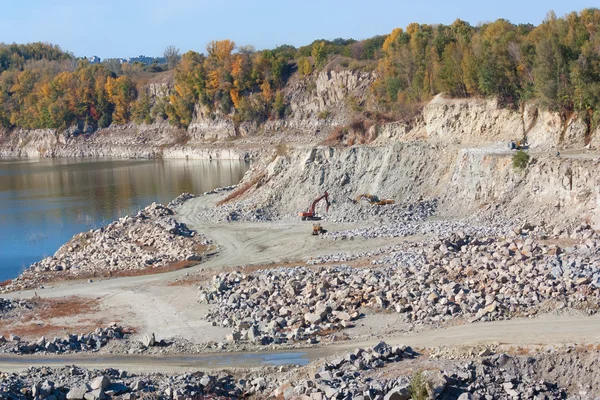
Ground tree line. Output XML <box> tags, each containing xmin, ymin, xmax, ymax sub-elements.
<box><xmin>0</xmin><ymin>8</ymin><xmax>599</xmax><ymax>132</ymax></box>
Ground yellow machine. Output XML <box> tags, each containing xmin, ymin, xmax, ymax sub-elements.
<box><xmin>355</xmin><ymin>193</ymin><xmax>395</xmax><ymax>206</ymax></box>
<box><xmin>312</xmin><ymin>223</ymin><xmax>326</xmax><ymax>235</ymax></box>
<box><xmin>509</xmin><ymin>137</ymin><xmax>528</xmax><ymax>150</ymax></box>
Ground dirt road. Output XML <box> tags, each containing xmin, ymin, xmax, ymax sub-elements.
<box><xmin>1</xmin><ymin>313</ymin><xmax>599</xmax><ymax>373</ymax></box>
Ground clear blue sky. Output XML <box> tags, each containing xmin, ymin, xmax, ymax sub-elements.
<box><xmin>0</xmin><ymin>0</ymin><xmax>597</xmax><ymax>59</ymax></box>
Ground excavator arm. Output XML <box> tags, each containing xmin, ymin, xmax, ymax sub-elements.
<box><xmin>299</xmin><ymin>191</ymin><xmax>330</xmax><ymax>220</ymax></box>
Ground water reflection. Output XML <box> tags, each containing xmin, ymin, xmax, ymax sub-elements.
<box><xmin>0</xmin><ymin>158</ymin><xmax>248</xmax><ymax>281</ymax></box>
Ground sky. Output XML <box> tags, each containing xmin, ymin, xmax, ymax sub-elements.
<box><xmin>0</xmin><ymin>0</ymin><xmax>597</xmax><ymax>59</ymax></box>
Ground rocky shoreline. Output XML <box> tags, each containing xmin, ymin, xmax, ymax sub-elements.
<box><xmin>1</xmin><ymin>202</ymin><xmax>211</xmax><ymax>293</ymax></box>
<box><xmin>0</xmin><ymin>123</ymin><xmax>277</xmax><ymax>160</ymax></box>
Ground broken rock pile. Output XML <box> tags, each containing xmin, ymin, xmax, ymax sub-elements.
<box><xmin>0</xmin><ymin>325</ymin><xmax>127</xmax><ymax>355</ymax></box>
<box><xmin>200</xmin><ymin>267</ymin><xmax>363</xmax><ymax>346</ymax></box>
<box><xmin>280</xmin><ymin>342</ymin><xmax>568</xmax><ymax>399</ymax></box>
<box><xmin>201</xmin><ymin>226</ymin><xmax>600</xmax><ymax>346</ymax></box>
<box><xmin>326</xmin><ymin>199</ymin><xmax>438</xmax><ymax>224</ymax></box>
<box><xmin>167</xmin><ymin>192</ymin><xmax>196</xmax><ymax>208</ymax></box>
<box><xmin>0</xmin><ymin>298</ymin><xmax>34</xmax><ymax>319</ymax></box>
<box><xmin>0</xmin><ymin>366</ymin><xmax>253</xmax><ymax>400</ymax></box>
<box><xmin>2</xmin><ymin>203</ymin><xmax>210</xmax><ymax>292</ymax></box>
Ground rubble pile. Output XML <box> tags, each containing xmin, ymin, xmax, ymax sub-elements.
<box><xmin>0</xmin><ymin>298</ymin><xmax>34</xmax><ymax>318</ymax></box>
<box><xmin>1</xmin><ymin>343</ymin><xmax>589</xmax><ymax>399</ymax></box>
<box><xmin>196</xmin><ymin>194</ymin><xmax>439</xmax><ymax>225</ymax></box>
<box><xmin>0</xmin><ymin>325</ymin><xmax>128</xmax><ymax>355</ymax></box>
<box><xmin>323</xmin><ymin>216</ymin><xmax>514</xmax><ymax>240</ymax></box>
<box><xmin>0</xmin><ymin>366</ymin><xmax>252</xmax><ymax>400</ymax></box>
<box><xmin>167</xmin><ymin>192</ymin><xmax>197</xmax><ymax>208</ymax></box>
<box><xmin>198</xmin><ymin>198</ymin><xmax>278</xmax><ymax>223</ymax></box>
<box><xmin>280</xmin><ymin>342</ymin><xmax>567</xmax><ymax>399</ymax></box>
<box><xmin>201</xmin><ymin>225</ymin><xmax>600</xmax><ymax>346</ymax></box>
<box><xmin>325</xmin><ymin>199</ymin><xmax>438</xmax><ymax>224</ymax></box>
<box><xmin>2</xmin><ymin>203</ymin><xmax>210</xmax><ymax>292</ymax></box>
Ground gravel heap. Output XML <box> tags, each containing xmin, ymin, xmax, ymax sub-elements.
<box><xmin>0</xmin><ymin>325</ymin><xmax>128</xmax><ymax>355</ymax></box>
<box><xmin>0</xmin><ymin>366</ymin><xmax>251</xmax><ymax>400</ymax></box>
<box><xmin>0</xmin><ymin>298</ymin><xmax>34</xmax><ymax>318</ymax></box>
<box><xmin>2</xmin><ymin>203</ymin><xmax>211</xmax><ymax>293</ymax></box>
<box><xmin>325</xmin><ymin>199</ymin><xmax>438</xmax><ymax>223</ymax></box>
<box><xmin>200</xmin><ymin>225</ymin><xmax>600</xmax><ymax>346</ymax></box>
<box><xmin>279</xmin><ymin>342</ymin><xmax>567</xmax><ymax>399</ymax></box>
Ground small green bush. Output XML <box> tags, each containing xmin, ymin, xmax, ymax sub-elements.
<box><xmin>512</xmin><ymin>150</ymin><xmax>530</xmax><ymax>170</ymax></box>
<box><xmin>98</xmin><ymin>114</ymin><xmax>112</xmax><ymax>128</ymax></box>
<box><xmin>408</xmin><ymin>371</ymin><xmax>429</xmax><ymax>400</ymax></box>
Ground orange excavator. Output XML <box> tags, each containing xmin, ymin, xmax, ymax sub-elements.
<box><xmin>299</xmin><ymin>192</ymin><xmax>330</xmax><ymax>221</ymax></box>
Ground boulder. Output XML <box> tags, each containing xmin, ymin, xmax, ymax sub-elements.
<box><xmin>91</xmin><ymin>376</ymin><xmax>110</xmax><ymax>391</ymax></box>
<box><xmin>67</xmin><ymin>385</ymin><xmax>90</xmax><ymax>400</ymax></box>
<box><xmin>304</xmin><ymin>312</ymin><xmax>322</xmax><ymax>324</ymax></box>
<box><xmin>384</xmin><ymin>384</ymin><xmax>410</xmax><ymax>400</ymax></box>
<box><xmin>142</xmin><ymin>333</ymin><xmax>155</xmax><ymax>347</ymax></box>
<box><xmin>84</xmin><ymin>389</ymin><xmax>106</xmax><ymax>400</ymax></box>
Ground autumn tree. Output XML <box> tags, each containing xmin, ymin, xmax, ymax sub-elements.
<box><xmin>105</xmin><ymin>76</ymin><xmax>136</xmax><ymax>125</ymax></box>
<box><xmin>298</xmin><ymin>57</ymin><xmax>313</xmax><ymax>76</ymax></box>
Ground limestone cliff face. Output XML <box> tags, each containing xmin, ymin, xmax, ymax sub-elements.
<box><xmin>242</xmin><ymin>143</ymin><xmax>600</xmax><ymax>229</ymax></box>
<box><xmin>264</xmin><ymin>69</ymin><xmax>374</xmax><ymax>132</ymax></box>
<box><xmin>378</xmin><ymin>94</ymin><xmax>598</xmax><ymax>151</ymax></box>
<box><xmin>0</xmin><ymin>123</ymin><xmax>255</xmax><ymax>160</ymax></box>
<box><xmin>184</xmin><ymin>69</ymin><xmax>375</xmax><ymax>139</ymax></box>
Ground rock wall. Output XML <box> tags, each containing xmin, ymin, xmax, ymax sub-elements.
<box><xmin>240</xmin><ymin>144</ymin><xmax>600</xmax><ymax>228</ymax></box>
<box><xmin>378</xmin><ymin>94</ymin><xmax>599</xmax><ymax>150</ymax></box>
<box><xmin>264</xmin><ymin>69</ymin><xmax>375</xmax><ymax>133</ymax></box>
<box><xmin>445</xmin><ymin>149</ymin><xmax>600</xmax><ymax>226</ymax></box>
<box><xmin>0</xmin><ymin>123</ymin><xmax>255</xmax><ymax>160</ymax></box>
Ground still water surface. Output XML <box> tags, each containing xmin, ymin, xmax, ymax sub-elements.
<box><xmin>0</xmin><ymin>158</ymin><xmax>248</xmax><ymax>281</ymax></box>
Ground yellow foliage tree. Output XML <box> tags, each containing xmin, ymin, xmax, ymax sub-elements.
<box><xmin>261</xmin><ymin>81</ymin><xmax>273</xmax><ymax>102</ymax></box>
<box><xmin>297</xmin><ymin>57</ymin><xmax>313</xmax><ymax>76</ymax></box>
<box><xmin>206</xmin><ymin>40</ymin><xmax>236</xmax><ymax>60</ymax></box>
<box><xmin>230</xmin><ymin>88</ymin><xmax>240</xmax><ymax>109</ymax></box>
<box><xmin>105</xmin><ymin>76</ymin><xmax>135</xmax><ymax>125</ymax></box>
<box><xmin>311</xmin><ymin>41</ymin><xmax>327</xmax><ymax>68</ymax></box>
